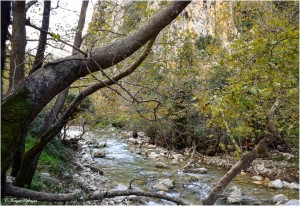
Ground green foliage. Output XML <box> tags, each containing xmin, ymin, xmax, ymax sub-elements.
<box><xmin>25</xmin><ymin>135</ymin><xmax>73</xmax><ymax>192</ymax></box>
<box><xmin>195</xmin><ymin>34</ymin><xmax>216</xmax><ymax>50</ymax></box>
<box><xmin>200</xmin><ymin>1</ymin><xmax>299</xmax><ymax>150</ymax></box>
<box><xmin>94</xmin><ymin>114</ymin><xmax>129</xmax><ymax>129</ymax></box>
<box><xmin>67</xmin><ymin>92</ymin><xmax>93</xmax><ymax>112</ymax></box>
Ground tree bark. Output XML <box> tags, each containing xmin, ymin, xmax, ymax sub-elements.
<box><xmin>16</xmin><ymin>0</ymin><xmax>90</xmax><ymax>188</ymax></box>
<box><xmin>9</xmin><ymin>1</ymin><xmax>26</xmax><ymax>92</ymax></box>
<box><xmin>6</xmin><ymin>184</ymin><xmax>188</xmax><ymax>205</ymax></box>
<box><xmin>8</xmin><ymin>0</ymin><xmax>27</xmax><ymax>180</ymax></box>
<box><xmin>1</xmin><ymin>1</ymin><xmax>190</xmax><ymax>189</ymax></box>
<box><xmin>202</xmin><ymin>98</ymin><xmax>281</xmax><ymax>205</ymax></box>
<box><xmin>30</xmin><ymin>1</ymin><xmax>51</xmax><ymax>74</ymax></box>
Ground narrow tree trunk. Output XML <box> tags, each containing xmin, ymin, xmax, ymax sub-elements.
<box><xmin>24</xmin><ymin>151</ymin><xmax>42</xmax><ymax>187</ymax></box>
<box><xmin>221</xmin><ymin>112</ymin><xmax>242</xmax><ymax>156</ymax></box>
<box><xmin>10</xmin><ymin>0</ymin><xmax>51</xmax><ymax>180</ymax></box>
<box><xmin>8</xmin><ymin>1</ymin><xmax>27</xmax><ymax>179</ymax></box>
<box><xmin>9</xmin><ymin>1</ymin><xmax>26</xmax><ymax>92</ymax></box>
<box><xmin>30</xmin><ymin>1</ymin><xmax>51</xmax><ymax>74</ymax></box>
<box><xmin>1</xmin><ymin>0</ymin><xmax>11</xmax><ymax>98</ymax></box>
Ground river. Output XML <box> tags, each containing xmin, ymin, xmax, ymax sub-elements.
<box><xmin>67</xmin><ymin>126</ymin><xmax>299</xmax><ymax>205</ymax></box>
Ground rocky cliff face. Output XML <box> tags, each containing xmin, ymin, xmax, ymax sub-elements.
<box><xmin>89</xmin><ymin>0</ymin><xmax>235</xmax><ymax>44</ymax></box>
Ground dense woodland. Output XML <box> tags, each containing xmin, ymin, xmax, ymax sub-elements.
<box><xmin>1</xmin><ymin>0</ymin><xmax>299</xmax><ymax>205</ymax></box>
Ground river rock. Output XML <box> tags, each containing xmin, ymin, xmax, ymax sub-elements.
<box><xmin>252</xmin><ymin>181</ymin><xmax>263</xmax><ymax>185</ymax></box>
<box><xmin>137</xmin><ymin>131</ymin><xmax>145</xmax><ymax>137</ymax></box>
<box><xmin>268</xmin><ymin>179</ymin><xmax>283</xmax><ymax>189</ymax></box>
<box><xmin>128</xmin><ymin>137</ymin><xmax>138</xmax><ymax>144</ymax></box>
<box><xmin>227</xmin><ymin>187</ymin><xmax>242</xmax><ymax>204</ymax></box>
<box><xmin>93</xmin><ymin>151</ymin><xmax>106</xmax><ymax>158</ymax></box>
<box><xmin>271</xmin><ymin>194</ymin><xmax>289</xmax><ymax>204</ymax></box>
<box><xmin>155</xmin><ymin>162</ymin><xmax>170</xmax><ymax>169</ymax></box>
<box><xmin>96</xmin><ymin>141</ymin><xmax>107</xmax><ymax>148</ymax></box>
<box><xmin>251</xmin><ymin>175</ymin><xmax>263</xmax><ymax>181</ymax></box>
<box><xmin>284</xmin><ymin>199</ymin><xmax>300</xmax><ymax>205</ymax></box>
<box><xmin>172</xmin><ymin>153</ymin><xmax>184</xmax><ymax>161</ymax></box>
<box><xmin>152</xmin><ymin>178</ymin><xmax>174</xmax><ymax>191</ymax></box>
<box><xmin>171</xmin><ymin>159</ymin><xmax>179</xmax><ymax>165</ymax></box>
<box><xmin>282</xmin><ymin>153</ymin><xmax>294</xmax><ymax>160</ymax></box>
<box><xmin>282</xmin><ymin>181</ymin><xmax>299</xmax><ymax>190</ymax></box>
<box><xmin>147</xmin><ymin>144</ymin><xmax>156</xmax><ymax>149</ymax></box>
<box><xmin>184</xmin><ymin>167</ymin><xmax>208</xmax><ymax>174</ymax></box>
<box><xmin>148</xmin><ymin>152</ymin><xmax>160</xmax><ymax>159</ymax></box>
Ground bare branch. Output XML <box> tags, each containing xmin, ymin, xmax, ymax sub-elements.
<box><xmin>25</xmin><ymin>20</ymin><xmax>86</xmax><ymax>55</ymax></box>
<box><xmin>6</xmin><ymin>184</ymin><xmax>189</xmax><ymax>205</ymax></box>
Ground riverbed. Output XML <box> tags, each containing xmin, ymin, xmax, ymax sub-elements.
<box><xmin>68</xmin><ymin>126</ymin><xmax>299</xmax><ymax>205</ymax></box>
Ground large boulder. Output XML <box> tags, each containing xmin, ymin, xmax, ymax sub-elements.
<box><xmin>227</xmin><ymin>187</ymin><xmax>242</xmax><ymax>204</ymax></box>
<box><xmin>268</xmin><ymin>179</ymin><xmax>283</xmax><ymax>189</ymax></box>
<box><xmin>271</xmin><ymin>194</ymin><xmax>289</xmax><ymax>204</ymax></box>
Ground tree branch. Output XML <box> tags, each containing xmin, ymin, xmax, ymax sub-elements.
<box><xmin>5</xmin><ymin>184</ymin><xmax>188</xmax><ymax>205</ymax></box>
<box><xmin>25</xmin><ymin>0</ymin><xmax>38</xmax><ymax>12</ymax></box>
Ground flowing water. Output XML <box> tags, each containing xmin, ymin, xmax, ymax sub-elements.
<box><xmin>68</xmin><ymin>127</ymin><xmax>299</xmax><ymax>205</ymax></box>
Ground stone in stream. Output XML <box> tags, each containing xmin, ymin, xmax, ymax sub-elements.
<box><xmin>184</xmin><ymin>167</ymin><xmax>208</xmax><ymax>174</ymax></box>
<box><xmin>252</xmin><ymin>181</ymin><xmax>263</xmax><ymax>185</ymax></box>
<box><xmin>152</xmin><ymin>178</ymin><xmax>174</xmax><ymax>191</ymax></box>
<box><xmin>271</xmin><ymin>194</ymin><xmax>289</xmax><ymax>204</ymax></box>
<box><xmin>155</xmin><ymin>162</ymin><xmax>170</xmax><ymax>169</ymax></box>
<box><xmin>284</xmin><ymin>199</ymin><xmax>300</xmax><ymax>205</ymax></box>
<box><xmin>94</xmin><ymin>141</ymin><xmax>107</xmax><ymax>148</ymax></box>
<box><xmin>93</xmin><ymin>151</ymin><xmax>106</xmax><ymax>158</ymax></box>
<box><xmin>227</xmin><ymin>187</ymin><xmax>242</xmax><ymax>204</ymax></box>
<box><xmin>282</xmin><ymin>181</ymin><xmax>299</xmax><ymax>190</ymax></box>
<box><xmin>251</xmin><ymin>175</ymin><xmax>263</xmax><ymax>181</ymax></box>
<box><xmin>268</xmin><ymin>179</ymin><xmax>283</xmax><ymax>189</ymax></box>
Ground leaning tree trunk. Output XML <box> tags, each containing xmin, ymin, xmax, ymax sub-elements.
<box><xmin>16</xmin><ymin>0</ymin><xmax>89</xmax><ymax>188</ymax></box>
<box><xmin>1</xmin><ymin>1</ymin><xmax>190</xmax><ymax>195</ymax></box>
<box><xmin>202</xmin><ymin>98</ymin><xmax>281</xmax><ymax>205</ymax></box>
